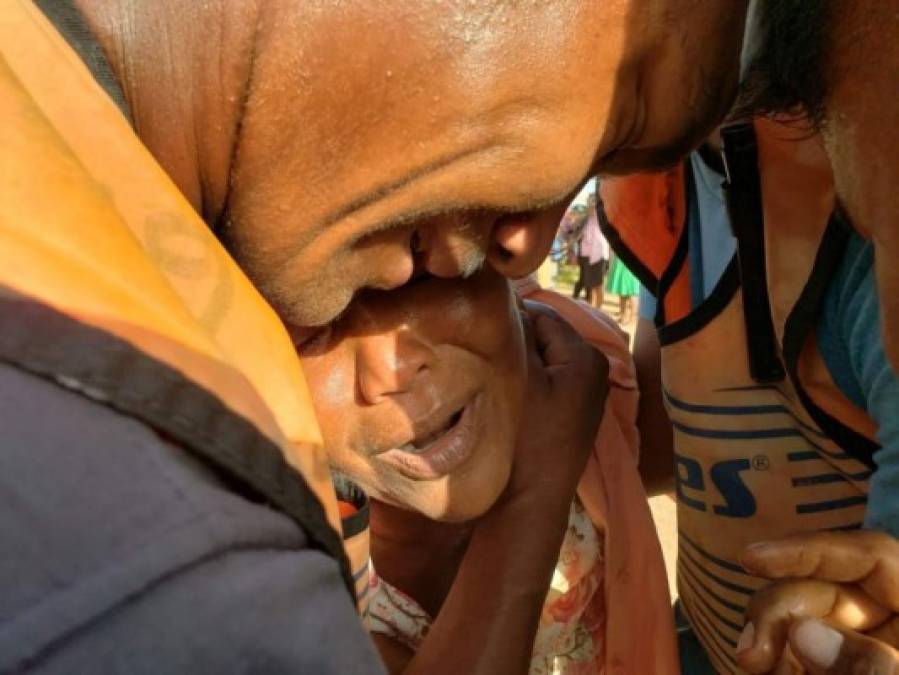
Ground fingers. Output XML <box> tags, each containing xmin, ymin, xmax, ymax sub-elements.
<box><xmin>738</xmin><ymin>580</ymin><xmax>889</xmax><ymax>673</ymax></box>
<box><xmin>522</xmin><ymin>301</ymin><xmax>572</xmax><ymax>365</ymax></box>
<box><xmin>741</xmin><ymin>531</ymin><xmax>899</xmax><ymax>611</ymax></box>
<box><xmin>870</xmin><ymin>617</ymin><xmax>899</xmax><ymax>649</ymax></box>
<box><xmin>532</xmin><ymin>313</ymin><xmax>580</xmax><ymax>368</ymax></box>
<box><xmin>789</xmin><ymin>618</ymin><xmax>899</xmax><ymax>675</ymax></box>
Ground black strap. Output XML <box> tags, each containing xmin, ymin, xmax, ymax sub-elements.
<box><xmin>596</xmin><ymin>192</ymin><xmax>663</xmax><ymax>297</ymax></box>
<box><xmin>721</xmin><ymin>123</ymin><xmax>786</xmax><ymax>383</ymax></box>
<box><xmin>0</xmin><ymin>293</ymin><xmax>354</xmax><ymax>596</ymax></box>
<box><xmin>657</xmin><ymin>255</ymin><xmax>741</xmax><ymax>347</ymax></box>
<box><xmin>652</xmin><ymin>159</ymin><xmax>695</xmax><ymax>328</ymax></box>
<box><xmin>781</xmin><ymin>214</ymin><xmax>880</xmax><ymax>468</ymax></box>
<box><xmin>33</xmin><ymin>0</ymin><xmax>133</xmax><ymax>123</ymax></box>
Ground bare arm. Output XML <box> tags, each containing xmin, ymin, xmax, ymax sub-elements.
<box><xmin>634</xmin><ymin>317</ymin><xmax>675</xmax><ymax>496</ymax></box>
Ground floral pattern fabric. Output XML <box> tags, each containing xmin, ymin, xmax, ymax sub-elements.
<box><xmin>365</xmin><ymin>497</ymin><xmax>605</xmax><ymax>674</ymax></box>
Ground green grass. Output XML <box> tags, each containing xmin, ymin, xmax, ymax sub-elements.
<box><xmin>554</xmin><ymin>262</ymin><xmax>579</xmax><ymax>292</ymax></box>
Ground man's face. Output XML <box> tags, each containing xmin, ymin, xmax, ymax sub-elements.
<box><xmin>222</xmin><ymin>0</ymin><xmax>748</xmax><ymax>328</ymax></box>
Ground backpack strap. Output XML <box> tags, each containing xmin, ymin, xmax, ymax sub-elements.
<box><xmin>721</xmin><ymin>122</ymin><xmax>787</xmax><ymax>383</ymax></box>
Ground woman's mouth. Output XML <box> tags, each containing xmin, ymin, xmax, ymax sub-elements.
<box><xmin>379</xmin><ymin>395</ymin><xmax>481</xmax><ymax>480</ymax></box>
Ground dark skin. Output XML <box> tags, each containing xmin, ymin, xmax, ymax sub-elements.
<box><xmin>74</xmin><ymin>0</ymin><xmax>751</xmax><ymax>330</ymax></box>
<box><xmin>298</xmin><ymin>267</ymin><xmax>608</xmax><ymax>672</ymax></box>
<box><xmin>75</xmin><ymin>1</ymin><xmax>899</xmax><ymax>671</ymax></box>
<box><xmin>632</xmin><ymin>130</ymin><xmax>899</xmax><ymax>672</ymax></box>
<box><xmin>819</xmin><ymin>2</ymin><xmax>899</xmax><ymax>372</ymax></box>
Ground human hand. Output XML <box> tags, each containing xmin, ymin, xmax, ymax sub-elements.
<box><xmin>735</xmin><ymin>530</ymin><xmax>899</xmax><ymax>674</ymax></box>
<box><xmin>500</xmin><ymin>301</ymin><xmax>609</xmax><ymax>515</ymax></box>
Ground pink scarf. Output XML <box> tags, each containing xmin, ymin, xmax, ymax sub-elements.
<box><xmin>516</xmin><ymin>276</ymin><xmax>680</xmax><ymax>675</ymax></box>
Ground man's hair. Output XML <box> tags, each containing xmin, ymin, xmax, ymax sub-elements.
<box><xmin>735</xmin><ymin>0</ymin><xmax>834</xmax><ymax>128</ymax></box>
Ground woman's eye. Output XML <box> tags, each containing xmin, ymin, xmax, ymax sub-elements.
<box><xmin>290</xmin><ymin>324</ymin><xmax>335</xmax><ymax>356</ymax></box>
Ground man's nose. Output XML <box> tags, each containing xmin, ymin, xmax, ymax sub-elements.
<box><xmin>416</xmin><ymin>212</ymin><xmax>490</xmax><ymax>279</ymax></box>
<box><xmin>487</xmin><ymin>204</ymin><xmax>567</xmax><ymax>279</ymax></box>
<box><xmin>356</xmin><ymin>328</ymin><xmax>433</xmax><ymax>405</ymax></box>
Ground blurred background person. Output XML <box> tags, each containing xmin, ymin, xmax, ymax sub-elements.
<box><xmin>560</xmin><ymin>182</ymin><xmax>609</xmax><ymax>310</ymax></box>
<box><xmin>605</xmin><ymin>253</ymin><xmax>640</xmax><ymax>326</ymax></box>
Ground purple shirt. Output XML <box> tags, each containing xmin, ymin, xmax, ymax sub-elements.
<box><xmin>579</xmin><ymin>210</ymin><xmax>610</xmax><ymax>264</ymax></box>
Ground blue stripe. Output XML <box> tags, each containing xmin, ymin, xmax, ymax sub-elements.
<box><xmin>679</xmin><ymin>532</ymin><xmax>747</xmax><ymax>574</ymax></box>
<box><xmin>796</xmin><ymin>495</ymin><xmax>868</xmax><ymax>514</ymax></box>
<box><xmin>799</xmin><ymin>434</ymin><xmax>854</xmax><ymax>461</ymax></box>
<box><xmin>680</xmin><ymin>571</ymin><xmax>744</xmax><ymax>633</ymax></box>
<box><xmin>679</xmin><ymin>562</ymin><xmax>746</xmax><ymax>614</ymax></box>
<box><xmin>686</xmin><ymin>598</ymin><xmax>738</xmax><ymax>649</ymax></box>
<box><xmin>352</xmin><ymin>564</ymin><xmax>369</xmax><ymax>583</ymax></box>
<box><xmin>355</xmin><ymin>581</ymin><xmax>370</xmax><ymax>603</ymax></box>
<box><xmin>679</xmin><ymin>546</ymin><xmax>755</xmax><ymax>596</ymax></box>
<box><xmin>793</xmin><ymin>473</ymin><xmax>852</xmax><ymax>487</ymax></box>
<box><xmin>788</xmin><ymin>450</ymin><xmax>823</xmax><ymax>462</ymax></box>
<box><xmin>696</xmin><ymin>387</ymin><xmax>833</xmax><ymax>442</ymax></box>
<box><xmin>716</xmin><ymin>385</ymin><xmax>780</xmax><ymax>393</ymax></box>
<box><xmin>787</xmin><ymin>450</ymin><xmax>867</xmax><ymax>472</ymax></box>
<box><xmin>672</xmin><ymin>419</ymin><xmax>802</xmax><ymax>440</ymax></box>
<box><xmin>680</xmin><ymin>582</ymin><xmax>740</xmax><ymax>655</ymax></box>
<box><xmin>665</xmin><ymin>392</ymin><xmax>788</xmax><ymax>416</ymax></box>
<box><xmin>792</xmin><ymin>471</ymin><xmax>872</xmax><ymax>487</ymax></box>
<box><xmin>679</xmin><ymin>585</ymin><xmax>740</xmax><ymax>673</ymax></box>
<box><xmin>827</xmin><ymin>522</ymin><xmax>864</xmax><ymax>532</ymax></box>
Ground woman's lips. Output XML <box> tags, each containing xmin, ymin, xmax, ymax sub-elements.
<box><xmin>378</xmin><ymin>395</ymin><xmax>481</xmax><ymax>481</ymax></box>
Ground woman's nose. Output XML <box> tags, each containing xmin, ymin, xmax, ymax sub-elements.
<box><xmin>356</xmin><ymin>328</ymin><xmax>433</xmax><ymax>404</ymax></box>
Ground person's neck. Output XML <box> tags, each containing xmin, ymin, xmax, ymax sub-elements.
<box><xmin>369</xmin><ymin>499</ymin><xmax>474</xmax><ymax>619</ymax></box>
<box><xmin>72</xmin><ymin>0</ymin><xmax>258</xmax><ymax>224</ymax></box>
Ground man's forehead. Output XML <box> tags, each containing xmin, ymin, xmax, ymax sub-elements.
<box><xmin>263</xmin><ymin>0</ymin><xmax>587</xmax><ymax>70</ymax></box>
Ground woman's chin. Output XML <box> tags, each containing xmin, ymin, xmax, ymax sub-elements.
<box><xmin>425</xmin><ymin>488</ymin><xmax>507</xmax><ymax>523</ymax></box>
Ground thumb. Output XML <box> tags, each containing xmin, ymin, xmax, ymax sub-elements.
<box><xmin>790</xmin><ymin>618</ymin><xmax>899</xmax><ymax>674</ymax></box>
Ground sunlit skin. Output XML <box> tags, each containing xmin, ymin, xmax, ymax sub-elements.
<box><xmin>298</xmin><ymin>268</ymin><xmax>539</xmax><ymax>643</ymax></box>
<box><xmin>297</xmin><ymin>268</ymin><xmax>527</xmax><ymax>523</ymax></box>
<box><xmin>819</xmin><ymin>2</ymin><xmax>899</xmax><ymax>370</ymax></box>
<box><xmin>76</xmin><ymin>0</ymin><xmax>750</xmax><ymax>330</ymax></box>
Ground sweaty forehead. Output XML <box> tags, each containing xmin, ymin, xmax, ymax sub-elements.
<box><xmin>234</xmin><ymin>0</ymin><xmax>604</xmax><ymax>240</ymax></box>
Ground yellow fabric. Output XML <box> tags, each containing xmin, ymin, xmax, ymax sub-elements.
<box><xmin>0</xmin><ymin>0</ymin><xmax>338</xmax><ymax>530</ymax></box>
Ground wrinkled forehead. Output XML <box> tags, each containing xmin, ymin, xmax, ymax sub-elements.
<box><xmin>240</xmin><ymin>0</ymin><xmax>609</xmax><ymax>218</ymax></box>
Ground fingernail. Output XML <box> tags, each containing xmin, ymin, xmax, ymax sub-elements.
<box><xmin>792</xmin><ymin>619</ymin><xmax>844</xmax><ymax>669</ymax></box>
<box><xmin>736</xmin><ymin>622</ymin><xmax>756</xmax><ymax>655</ymax></box>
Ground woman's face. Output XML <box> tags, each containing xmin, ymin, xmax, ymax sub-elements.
<box><xmin>297</xmin><ymin>268</ymin><xmax>527</xmax><ymax>522</ymax></box>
